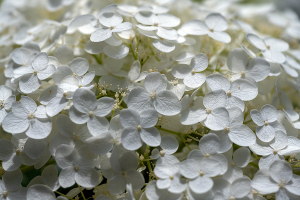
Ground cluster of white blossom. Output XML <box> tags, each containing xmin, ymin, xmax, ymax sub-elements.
<box><xmin>0</xmin><ymin>0</ymin><xmax>300</xmax><ymax>199</ymax></box>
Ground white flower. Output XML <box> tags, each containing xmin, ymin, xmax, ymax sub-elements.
<box><xmin>246</xmin><ymin>33</ymin><xmax>289</xmax><ymax>63</ymax></box>
<box><xmin>251</xmin><ymin>160</ymin><xmax>300</xmax><ymax>198</ymax></box>
<box><xmin>206</xmin><ymin>73</ymin><xmax>258</xmax><ymax>111</ymax></box>
<box><xmin>214</xmin><ymin>177</ymin><xmax>252</xmax><ymax>200</ymax></box>
<box><xmin>280</xmin><ymin>55</ymin><xmax>300</xmax><ymax>78</ymax></box>
<box><xmin>14</xmin><ymin>52</ymin><xmax>56</xmax><ymax>94</ymax></box>
<box><xmin>27</xmin><ymin>184</ymin><xmax>56</xmax><ymax>200</ymax></box>
<box><xmin>211</xmin><ymin>107</ymin><xmax>256</xmax><ymax>153</ymax></box>
<box><xmin>250</xmin><ymin>132</ymin><xmax>300</xmax><ymax>169</ymax></box>
<box><xmin>180</xmin><ymin>157</ymin><xmax>222</xmax><ymax>194</ymax></box>
<box><xmin>187</xmin><ymin>133</ymin><xmax>228</xmax><ymax>175</ymax></box>
<box><xmin>0</xmin><ymin>169</ymin><xmax>27</xmax><ymax>200</ymax></box>
<box><xmin>27</xmin><ymin>165</ymin><xmax>60</xmax><ymax>191</ymax></box>
<box><xmin>127</xmin><ymin>72</ymin><xmax>181</xmax><ymax>116</ymax></box>
<box><xmin>0</xmin><ymin>138</ymin><xmax>37</xmax><ymax>171</ymax></box>
<box><xmin>2</xmin><ymin>96</ymin><xmax>52</xmax><ymax>139</ymax></box>
<box><xmin>227</xmin><ymin>48</ymin><xmax>270</xmax><ymax>82</ymax></box>
<box><xmin>39</xmin><ymin>85</ymin><xmax>70</xmax><ymax>117</ymax></box>
<box><xmin>154</xmin><ymin>163</ymin><xmax>186</xmax><ymax>194</ymax></box>
<box><xmin>181</xmin><ymin>13</ymin><xmax>231</xmax><ymax>43</ymax></box>
<box><xmin>102</xmin><ymin>151</ymin><xmax>145</xmax><ymax>195</ymax></box>
<box><xmin>250</xmin><ymin>104</ymin><xmax>283</xmax><ymax>142</ymax></box>
<box><xmin>145</xmin><ymin>180</ymin><xmax>183</xmax><ymax>200</ymax></box>
<box><xmin>120</xmin><ymin>108</ymin><xmax>160</xmax><ymax>150</ymax></box>
<box><xmin>0</xmin><ymin>85</ymin><xmax>15</xmax><ymax>125</ymax></box>
<box><xmin>172</xmin><ymin>53</ymin><xmax>208</xmax><ymax>88</ymax></box>
<box><xmin>188</xmin><ymin>90</ymin><xmax>229</xmax><ymax>131</ymax></box>
<box><xmin>127</xmin><ymin>60</ymin><xmax>148</xmax><ymax>87</ymax></box>
<box><xmin>223</xmin><ymin>147</ymin><xmax>251</xmax><ymax>183</ymax></box>
<box><xmin>69</xmin><ymin>88</ymin><xmax>114</xmax><ymax>136</ymax></box>
<box><xmin>56</xmin><ymin>144</ymin><xmax>99</xmax><ymax>188</ymax></box>
<box><xmin>90</xmin><ymin>12</ymin><xmax>132</xmax><ymax>42</ymax></box>
<box><xmin>150</xmin><ymin>135</ymin><xmax>179</xmax><ymax>165</ymax></box>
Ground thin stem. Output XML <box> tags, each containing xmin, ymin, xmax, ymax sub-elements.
<box><xmin>186</xmin><ymin>134</ymin><xmax>200</xmax><ymax>141</ymax></box>
<box><xmin>179</xmin><ymin>135</ymin><xmax>192</xmax><ymax>151</ymax></box>
<box><xmin>77</xmin><ymin>184</ymin><xmax>87</xmax><ymax>200</ymax></box>
<box><xmin>92</xmin><ymin>54</ymin><xmax>103</xmax><ymax>65</ymax></box>
<box><xmin>145</xmin><ymin>146</ymin><xmax>152</xmax><ymax>181</ymax></box>
<box><xmin>129</xmin><ymin>42</ymin><xmax>138</xmax><ymax>60</ymax></box>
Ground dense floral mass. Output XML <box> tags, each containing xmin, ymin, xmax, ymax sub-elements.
<box><xmin>0</xmin><ymin>0</ymin><xmax>300</xmax><ymax>199</ymax></box>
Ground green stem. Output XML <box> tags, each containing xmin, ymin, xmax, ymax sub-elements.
<box><xmin>129</xmin><ymin>42</ymin><xmax>138</xmax><ymax>60</ymax></box>
<box><xmin>186</xmin><ymin>134</ymin><xmax>200</xmax><ymax>141</ymax></box>
<box><xmin>179</xmin><ymin>135</ymin><xmax>192</xmax><ymax>151</ymax></box>
<box><xmin>78</xmin><ymin>184</ymin><xmax>87</xmax><ymax>200</ymax></box>
<box><xmin>92</xmin><ymin>54</ymin><xmax>103</xmax><ymax>65</ymax></box>
<box><xmin>145</xmin><ymin>146</ymin><xmax>152</xmax><ymax>181</ymax></box>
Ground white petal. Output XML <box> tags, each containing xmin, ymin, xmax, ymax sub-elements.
<box><xmin>2</xmin><ymin>113</ymin><xmax>29</xmax><ymax>134</ymax></box>
<box><xmin>246</xmin><ymin>34</ymin><xmax>266</xmax><ymax>50</ymax></box>
<box><xmin>19</xmin><ymin>74</ymin><xmax>42</xmax><ymax>94</ymax></box>
<box><xmin>171</xmin><ymin>64</ymin><xmax>191</xmax><ymax>79</ymax></box>
<box><xmin>156</xmin><ymin>14</ymin><xmax>180</xmax><ymax>27</ymax></box>
<box><xmin>189</xmin><ymin>176</ymin><xmax>213</xmax><ymax>194</ymax></box>
<box><xmin>228</xmin><ymin>125</ymin><xmax>256</xmax><ymax>146</ymax></box>
<box><xmin>52</xmin><ymin>65</ymin><xmax>73</xmax><ymax>84</ymax></box>
<box><xmin>41</xmin><ymin>165</ymin><xmax>60</xmax><ymax>191</ymax></box>
<box><xmin>227</xmin><ymin>48</ymin><xmax>248</xmax><ymax>74</ymax></box>
<box><xmin>231</xmin><ymin>79</ymin><xmax>258</xmax><ymax>101</ymax></box>
<box><xmin>261</xmin><ymin>104</ymin><xmax>278</xmax><ymax>122</ymax></box>
<box><xmin>206</xmin><ymin>73</ymin><xmax>230</xmax><ymax>91</ymax></box>
<box><xmin>37</xmin><ymin>64</ymin><xmax>56</xmax><ymax>80</ymax></box>
<box><xmin>160</xmin><ymin>135</ymin><xmax>178</xmax><ymax>155</ymax></box>
<box><xmin>180</xmin><ymin>159</ymin><xmax>200</xmax><ymax>179</ymax></box>
<box><xmin>86</xmin><ymin>132</ymin><xmax>114</xmax><ymax>155</ymax></box>
<box><xmin>230</xmin><ymin>177</ymin><xmax>251</xmax><ymax>198</ymax></box>
<box><xmin>144</xmin><ymin>72</ymin><xmax>167</xmax><ymax>93</ymax></box>
<box><xmin>205</xmin><ymin>107</ymin><xmax>230</xmax><ymax>131</ymax></box>
<box><xmin>247</xmin><ymin>58</ymin><xmax>270</xmax><ymax>82</ymax></box>
<box><xmin>233</xmin><ymin>147</ymin><xmax>250</xmax><ymax>168</ymax></box>
<box><xmin>140</xmin><ymin>109</ymin><xmax>158</xmax><ymax>128</ymax></box>
<box><xmin>203</xmin><ymin>90</ymin><xmax>227</xmax><ymax>110</ymax></box>
<box><xmin>184</xmin><ymin>73</ymin><xmax>206</xmax><ymax>88</ymax></box>
<box><xmin>108</xmin><ymin>175</ymin><xmax>126</xmax><ymax>195</ymax></box>
<box><xmin>90</xmin><ymin>28</ymin><xmax>112</xmax><ymax>42</ymax></box>
<box><xmin>26</xmin><ymin>118</ymin><xmax>52</xmax><ymax>139</ymax></box>
<box><xmin>94</xmin><ymin>97</ymin><xmax>114</xmax><ymax>117</ymax></box>
<box><xmin>32</xmin><ymin>52</ymin><xmax>49</xmax><ymax>71</ymax></box>
<box><xmin>127</xmin><ymin>87</ymin><xmax>152</xmax><ymax>111</ymax></box>
<box><xmin>205</xmin><ymin>13</ymin><xmax>228</xmax><ymax>31</ymax></box>
<box><xmin>99</xmin><ymin>12</ymin><xmax>123</xmax><ymax>27</ymax></box>
<box><xmin>125</xmin><ymin>170</ymin><xmax>145</xmax><ymax>190</ymax></box>
<box><xmin>59</xmin><ymin>167</ymin><xmax>75</xmax><ymax>188</ymax></box>
<box><xmin>270</xmin><ymin>130</ymin><xmax>288</xmax><ymax>150</ymax></box>
<box><xmin>46</xmin><ymin>97</ymin><xmax>69</xmax><ymax>117</ymax></box>
<box><xmin>180</xmin><ymin>108</ymin><xmax>207</xmax><ymax>125</ymax></box>
<box><xmin>152</xmin><ymin>39</ymin><xmax>175</xmax><ymax>53</ymax></box>
<box><xmin>70</xmin><ymin>57</ymin><xmax>89</xmax><ymax>76</ymax></box>
<box><xmin>73</xmin><ymin>88</ymin><xmax>97</xmax><ymax>113</ymax></box>
<box><xmin>27</xmin><ymin>184</ymin><xmax>56</xmax><ymax>200</ymax></box>
<box><xmin>67</xmin><ymin>14</ymin><xmax>97</xmax><ymax>34</ymax></box>
<box><xmin>156</xmin><ymin>27</ymin><xmax>178</xmax><ymax>40</ymax></box>
<box><xmin>251</xmin><ymin>171</ymin><xmax>278</xmax><ymax>194</ymax></box>
<box><xmin>54</xmin><ymin>44</ymin><xmax>74</xmax><ymax>65</ymax></box>
<box><xmin>121</xmin><ymin>127</ymin><xmax>142</xmax><ymax>150</ymax></box>
<box><xmin>181</xmin><ymin>20</ymin><xmax>209</xmax><ymax>35</ymax></box>
<box><xmin>12</xmin><ymin>48</ymin><xmax>31</xmax><ymax>65</ymax></box>
<box><xmin>208</xmin><ymin>31</ymin><xmax>231</xmax><ymax>43</ymax></box>
<box><xmin>24</xmin><ymin>138</ymin><xmax>47</xmax><ymax>159</ymax></box>
<box><xmin>119</xmin><ymin>109</ymin><xmax>140</xmax><ymax>128</ymax></box>
<box><xmin>256</xmin><ymin>125</ymin><xmax>275</xmax><ymax>142</ymax></box>
<box><xmin>269</xmin><ymin>160</ymin><xmax>292</xmax><ymax>183</ymax></box>
<box><xmin>112</xmin><ymin>22</ymin><xmax>132</xmax><ymax>32</ymax></box>
<box><xmin>87</xmin><ymin>116</ymin><xmax>109</xmax><ymax>136</ymax></box>
<box><xmin>103</xmin><ymin>44</ymin><xmax>129</xmax><ymax>59</ymax></box>
<box><xmin>84</xmin><ymin>41</ymin><xmax>107</xmax><ymax>54</ymax></box>
<box><xmin>75</xmin><ymin>167</ymin><xmax>99</xmax><ymax>188</ymax></box>
<box><xmin>140</xmin><ymin>127</ymin><xmax>161</xmax><ymax>147</ymax></box>
<box><xmin>199</xmin><ymin>133</ymin><xmax>220</xmax><ymax>155</ymax></box>
<box><xmin>264</xmin><ymin>38</ymin><xmax>289</xmax><ymax>52</ymax></box>
<box><xmin>155</xmin><ymin>90</ymin><xmax>181</xmax><ymax>116</ymax></box>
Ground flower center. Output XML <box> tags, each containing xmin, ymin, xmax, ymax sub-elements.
<box><xmin>63</xmin><ymin>92</ymin><xmax>68</xmax><ymax>98</ymax></box>
<box><xmin>137</xmin><ymin>125</ymin><xmax>142</xmax><ymax>131</ymax></box>
<box><xmin>74</xmin><ymin>165</ymin><xmax>80</xmax><ymax>172</ymax></box>
<box><xmin>73</xmin><ymin>133</ymin><xmax>79</xmax><ymax>141</ymax></box>
<box><xmin>121</xmin><ymin>171</ymin><xmax>126</xmax><ymax>177</ymax></box>
<box><xmin>199</xmin><ymin>170</ymin><xmax>204</xmax><ymax>176</ymax></box>
<box><xmin>16</xmin><ymin>149</ymin><xmax>21</xmax><ymax>155</ymax></box>
<box><xmin>264</xmin><ymin>120</ymin><xmax>268</xmax><ymax>126</ymax></box>
<box><xmin>150</xmin><ymin>92</ymin><xmax>156</xmax><ymax>98</ymax></box>
<box><xmin>225</xmin><ymin>126</ymin><xmax>230</xmax><ymax>131</ymax></box>
<box><xmin>153</xmin><ymin>22</ymin><xmax>158</xmax><ymax>26</ymax></box>
<box><xmin>2</xmin><ymin>191</ymin><xmax>8</xmax><ymax>198</ymax></box>
<box><xmin>229</xmin><ymin>196</ymin><xmax>235</xmax><ymax>200</ymax></box>
<box><xmin>110</xmin><ymin>26</ymin><xmax>115</xmax><ymax>30</ymax></box>
<box><xmin>33</xmin><ymin>70</ymin><xmax>38</xmax><ymax>75</ymax></box>
<box><xmin>226</xmin><ymin>90</ymin><xmax>231</xmax><ymax>97</ymax></box>
<box><xmin>205</xmin><ymin>108</ymin><xmax>211</xmax><ymax>114</ymax></box>
<box><xmin>205</xmin><ymin>153</ymin><xmax>210</xmax><ymax>158</ymax></box>
<box><xmin>191</xmin><ymin>70</ymin><xmax>196</xmax><ymax>75</ymax></box>
<box><xmin>273</xmin><ymin>149</ymin><xmax>278</xmax><ymax>154</ymax></box>
<box><xmin>241</xmin><ymin>71</ymin><xmax>245</xmax><ymax>78</ymax></box>
<box><xmin>0</xmin><ymin>100</ymin><xmax>4</xmax><ymax>108</ymax></box>
<box><xmin>209</xmin><ymin>28</ymin><xmax>214</xmax><ymax>32</ymax></box>
<box><xmin>78</xmin><ymin>84</ymin><xmax>83</xmax><ymax>88</ymax></box>
<box><xmin>27</xmin><ymin>113</ymin><xmax>35</xmax><ymax>119</ymax></box>
<box><xmin>169</xmin><ymin>175</ymin><xmax>174</xmax><ymax>180</ymax></box>
<box><xmin>159</xmin><ymin>150</ymin><xmax>165</xmax><ymax>157</ymax></box>
<box><xmin>89</xmin><ymin>111</ymin><xmax>94</xmax><ymax>117</ymax></box>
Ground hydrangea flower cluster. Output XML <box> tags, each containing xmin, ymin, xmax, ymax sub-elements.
<box><xmin>0</xmin><ymin>0</ymin><xmax>300</xmax><ymax>200</ymax></box>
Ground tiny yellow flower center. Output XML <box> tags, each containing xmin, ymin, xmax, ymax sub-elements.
<box><xmin>226</xmin><ymin>90</ymin><xmax>231</xmax><ymax>97</ymax></box>
<box><xmin>191</xmin><ymin>70</ymin><xmax>196</xmax><ymax>75</ymax></box>
<box><xmin>89</xmin><ymin>111</ymin><xmax>94</xmax><ymax>117</ymax></box>
<box><xmin>205</xmin><ymin>108</ymin><xmax>211</xmax><ymax>114</ymax></box>
<box><xmin>137</xmin><ymin>125</ymin><xmax>142</xmax><ymax>131</ymax></box>
<box><xmin>74</xmin><ymin>165</ymin><xmax>80</xmax><ymax>172</ymax></box>
<box><xmin>241</xmin><ymin>71</ymin><xmax>246</xmax><ymax>78</ymax></box>
<box><xmin>264</xmin><ymin>120</ymin><xmax>268</xmax><ymax>126</ymax></box>
<box><xmin>160</xmin><ymin>150</ymin><xmax>165</xmax><ymax>157</ymax></box>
